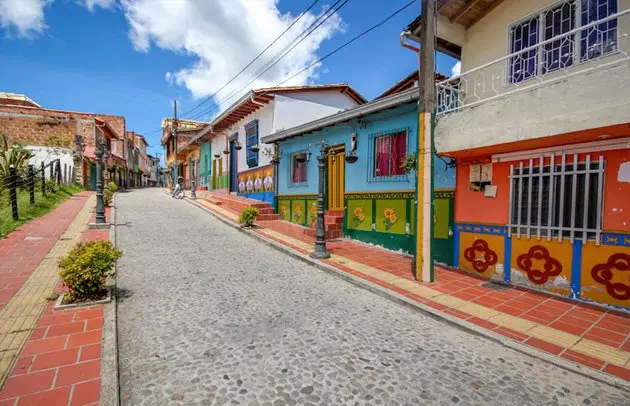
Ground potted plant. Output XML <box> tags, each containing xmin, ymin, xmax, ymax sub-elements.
<box><xmin>214</xmin><ymin>153</ymin><xmax>221</xmax><ymax>158</ymax></box>
<box><xmin>401</xmin><ymin>153</ymin><xmax>417</xmax><ymax>174</ymax></box>
<box><xmin>251</xmin><ymin>144</ymin><xmax>260</xmax><ymax>152</ymax></box>
<box><xmin>235</xmin><ymin>141</ymin><xmax>242</xmax><ymax>150</ymax></box>
<box><xmin>223</xmin><ymin>148</ymin><xmax>230</xmax><ymax>155</ymax></box>
<box><xmin>238</xmin><ymin>207</ymin><xmax>259</xmax><ymax>228</ymax></box>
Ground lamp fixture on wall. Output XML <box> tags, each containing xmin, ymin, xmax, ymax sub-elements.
<box><xmin>345</xmin><ymin>132</ymin><xmax>358</xmax><ymax>164</ymax></box>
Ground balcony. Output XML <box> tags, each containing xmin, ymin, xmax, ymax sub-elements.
<box><xmin>435</xmin><ymin>8</ymin><xmax>630</xmax><ymax>154</ymax></box>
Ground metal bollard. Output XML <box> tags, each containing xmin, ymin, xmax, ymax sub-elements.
<box><xmin>9</xmin><ymin>165</ymin><xmax>18</xmax><ymax>221</ymax></box>
<box><xmin>28</xmin><ymin>165</ymin><xmax>35</xmax><ymax>205</ymax></box>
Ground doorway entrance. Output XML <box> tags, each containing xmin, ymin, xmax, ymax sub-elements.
<box><xmin>327</xmin><ymin>145</ymin><xmax>345</xmax><ymax>211</ymax></box>
<box><xmin>229</xmin><ymin>139</ymin><xmax>238</xmax><ymax>192</ymax></box>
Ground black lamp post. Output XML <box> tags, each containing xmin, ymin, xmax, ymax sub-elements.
<box><xmin>310</xmin><ymin>140</ymin><xmax>333</xmax><ymax>259</ymax></box>
<box><xmin>95</xmin><ymin>135</ymin><xmax>106</xmax><ymax>224</ymax></box>
<box><xmin>190</xmin><ymin>158</ymin><xmax>197</xmax><ymax>199</ymax></box>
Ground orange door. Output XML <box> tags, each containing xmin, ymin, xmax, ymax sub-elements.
<box><xmin>327</xmin><ymin>146</ymin><xmax>345</xmax><ymax>211</ymax></box>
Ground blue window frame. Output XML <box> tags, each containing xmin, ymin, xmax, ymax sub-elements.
<box><xmin>509</xmin><ymin>17</ymin><xmax>539</xmax><ymax>83</ymax></box>
<box><xmin>581</xmin><ymin>0</ymin><xmax>617</xmax><ymax>60</ymax></box>
<box><xmin>245</xmin><ymin>120</ymin><xmax>258</xmax><ymax>168</ymax></box>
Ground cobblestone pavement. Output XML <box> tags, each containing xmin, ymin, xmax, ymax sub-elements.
<box><xmin>115</xmin><ymin>189</ymin><xmax>629</xmax><ymax>406</ymax></box>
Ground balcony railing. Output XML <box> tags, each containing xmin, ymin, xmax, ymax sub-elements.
<box><xmin>436</xmin><ymin>8</ymin><xmax>629</xmax><ymax>116</ymax></box>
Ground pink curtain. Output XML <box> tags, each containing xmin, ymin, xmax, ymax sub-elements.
<box><xmin>293</xmin><ymin>163</ymin><xmax>307</xmax><ymax>183</ymax></box>
<box><xmin>375</xmin><ymin>136</ymin><xmax>391</xmax><ymax>177</ymax></box>
<box><xmin>391</xmin><ymin>132</ymin><xmax>406</xmax><ymax>176</ymax></box>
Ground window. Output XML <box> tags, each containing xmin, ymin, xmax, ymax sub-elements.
<box><xmin>368</xmin><ymin>129</ymin><xmax>408</xmax><ymax>182</ymax></box>
<box><xmin>508</xmin><ymin>153</ymin><xmax>604</xmax><ymax>243</ymax></box>
<box><xmin>508</xmin><ymin>0</ymin><xmax>617</xmax><ymax>84</ymax></box>
<box><xmin>290</xmin><ymin>152</ymin><xmax>308</xmax><ymax>186</ymax></box>
<box><xmin>245</xmin><ymin>120</ymin><xmax>259</xmax><ymax>168</ymax></box>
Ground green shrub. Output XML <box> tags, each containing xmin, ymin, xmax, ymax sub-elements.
<box><xmin>58</xmin><ymin>241</ymin><xmax>121</xmax><ymax>303</ymax></box>
<box><xmin>45</xmin><ymin>179</ymin><xmax>57</xmax><ymax>192</ymax></box>
<box><xmin>238</xmin><ymin>207</ymin><xmax>259</xmax><ymax>227</ymax></box>
<box><xmin>103</xmin><ymin>181</ymin><xmax>118</xmax><ymax>206</ymax></box>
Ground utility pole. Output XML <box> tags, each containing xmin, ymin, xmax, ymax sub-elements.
<box><xmin>173</xmin><ymin>100</ymin><xmax>178</xmax><ymax>187</ymax></box>
<box><xmin>415</xmin><ymin>0</ymin><xmax>436</xmax><ymax>283</ymax></box>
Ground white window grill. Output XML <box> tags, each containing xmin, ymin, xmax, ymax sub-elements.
<box><xmin>508</xmin><ymin>0</ymin><xmax>618</xmax><ymax>83</ymax></box>
<box><xmin>508</xmin><ymin>152</ymin><xmax>605</xmax><ymax>244</ymax></box>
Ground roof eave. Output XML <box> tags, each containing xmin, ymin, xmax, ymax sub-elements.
<box><xmin>261</xmin><ymin>87</ymin><xmax>419</xmax><ymax>144</ymax></box>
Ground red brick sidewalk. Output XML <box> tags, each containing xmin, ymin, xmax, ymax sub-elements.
<box><xmin>187</xmin><ymin>196</ymin><xmax>629</xmax><ymax>382</ymax></box>
<box><xmin>0</xmin><ymin>193</ymin><xmax>93</xmax><ymax>309</ymax></box>
<box><xmin>0</xmin><ymin>193</ymin><xmax>110</xmax><ymax>405</ymax></box>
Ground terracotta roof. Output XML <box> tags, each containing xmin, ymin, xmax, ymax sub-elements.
<box><xmin>375</xmin><ymin>71</ymin><xmax>450</xmax><ymax>100</ymax></box>
<box><xmin>0</xmin><ymin>92</ymin><xmax>40</xmax><ymax>108</ymax></box>
<box><xmin>408</xmin><ymin>0</ymin><xmax>506</xmax><ymax>30</ymax></box>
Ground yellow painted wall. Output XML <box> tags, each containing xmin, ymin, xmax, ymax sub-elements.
<box><xmin>581</xmin><ymin>242</ymin><xmax>630</xmax><ymax>307</ymax></box>
<box><xmin>459</xmin><ymin>232</ymin><xmax>504</xmax><ymax>280</ymax></box>
<box><xmin>510</xmin><ymin>237</ymin><xmax>573</xmax><ymax>297</ymax></box>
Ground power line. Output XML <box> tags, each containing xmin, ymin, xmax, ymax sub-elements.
<box><xmin>178</xmin><ymin>0</ymin><xmax>322</xmax><ymax>119</ymax></box>
<box><xmin>186</xmin><ymin>0</ymin><xmax>349</xmax><ymax>122</ymax></box>
<box><xmin>277</xmin><ymin>0</ymin><xmax>417</xmax><ymax>86</ymax></box>
<box><xmin>189</xmin><ymin>0</ymin><xmax>412</xmax><ymax>122</ymax></box>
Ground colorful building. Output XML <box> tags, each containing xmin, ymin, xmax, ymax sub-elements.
<box><xmin>161</xmin><ymin>118</ymin><xmax>207</xmax><ymax>187</ymax></box>
<box><xmin>405</xmin><ymin>0</ymin><xmax>630</xmax><ymax>308</ymax></box>
<box><xmin>177</xmin><ymin>85</ymin><xmax>366</xmax><ymax>207</ymax></box>
<box><xmin>262</xmin><ymin>79</ymin><xmax>456</xmax><ymax>263</ymax></box>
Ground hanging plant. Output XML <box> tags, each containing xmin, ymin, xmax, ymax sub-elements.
<box><xmin>214</xmin><ymin>154</ymin><xmax>221</xmax><ymax>158</ymax></box>
<box><xmin>401</xmin><ymin>153</ymin><xmax>417</xmax><ymax>174</ymax></box>
<box><xmin>235</xmin><ymin>141</ymin><xmax>242</xmax><ymax>151</ymax></box>
<box><xmin>223</xmin><ymin>149</ymin><xmax>230</xmax><ymax>155</ymax></box>
<box><xmin>251</xmin><ymin>144</ymin><xmax>260</xmax><ymax>152</ymax></box>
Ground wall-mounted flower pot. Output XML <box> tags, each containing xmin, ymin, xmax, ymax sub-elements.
<box><xmin>235</xmin><ymin>144</ymin><xmax>242</xmax><ymax>151</ymax></box>
<box><xmin>345</xmin><ymin>155</ymin><xmax>358</xmax><ymax>164</ymax></box>
<box><xmin>251</xmin><ymin>145</ymin><xmax>260</xmax><ymax>152</ymax></box>
<box><xmin>214</xmin><ymin>154</ymin><xmax>221</xmax><ymax>158</ymax></box>
<box><xmin>270</xmin><ymin>158</ymin><xmax>280</xmax><ymax>165</ymax></box>
<box><xmin>295</xmin><ymin>153</ymin><xmax>307</xmax><ymax>163</ymax></box>
<box><xmin>223</xmin><ymin>150</ymin><xmax>230</xmax><ymax>155</ymax></box>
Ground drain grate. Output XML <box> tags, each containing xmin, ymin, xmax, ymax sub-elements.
<box><xmin>480</xmin><ymin>281</ymin><xmax>512</xmax><ymax>291</ymax></box>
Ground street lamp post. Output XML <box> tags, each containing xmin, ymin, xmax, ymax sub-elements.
<box><xmin>310</xmin><ymin>140</ymin><xmax>332</xmax><ymax>259</ymax></box>
<box><xmin>95</xmin><ymin>137</ymin><xmax>106</xmax><ymax>224</ymax></box>
<box><xmin>190</xmin><ymin>159</ymin><xmax>197</xmax><ymax>199</ymax></box>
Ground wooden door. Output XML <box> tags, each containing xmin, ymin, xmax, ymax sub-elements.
<box><xmin>327</xmin><ymin>146</ymin><xmax>345</xmax><ymax>211</ymax></box>
<box><xmin>212</xmin><ymin>159</ymin><xmax>217</xmax><ymax>190</ymax></box>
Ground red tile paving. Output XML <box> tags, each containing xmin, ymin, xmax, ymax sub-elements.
<box><xmin>0</xmin><ymin>192</ymin><xmax>92</xmax><ymax>310</ymax></box>
<box><xmin>0</xmin><ymin>194</ymin><xmax>107</xmax><ymax>405</ymax></box>
<box><xmin>251</xmin><ymin>216</ymin><xmax>630</xmax><ymax>381</ymax></box>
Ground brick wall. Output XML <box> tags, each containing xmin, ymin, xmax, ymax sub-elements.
<box><xmin>0</xmin><ymin>104</ymin><xmax>125</xmax><ymax>148</ymax></box>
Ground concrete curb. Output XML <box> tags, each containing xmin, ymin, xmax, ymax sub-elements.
<box><xmin>184</xmin><ymin>196</ymin><xmax>630</xmax><ymax>392</ymax></box>
<box><xmin>99</xmin><ymin>193</ymin><xmax>120</xmax><ymax>406</ymax></box>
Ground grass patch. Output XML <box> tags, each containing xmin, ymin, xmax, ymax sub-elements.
<box><xmin>0</xmin><ymin>183</ymin><xmax>84</xmax><ymax>237</ymax></box>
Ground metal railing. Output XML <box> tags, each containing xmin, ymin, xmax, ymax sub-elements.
<box><xmin>436</xmin><ymin>8</ymin><xmax>630</xmax><ymax>116</ymax></box>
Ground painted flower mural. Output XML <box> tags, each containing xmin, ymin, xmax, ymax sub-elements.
<box><xmin>309</xmin><ymin>202</ymin><xmax>317</xmax><ymax>224</ymax></box>
<box><xmin>516</xmin><ymin>245</ymin><xmax>562</xmax><ymax>285</ymax></box>
<box><xmin>354</xmin><ymin>207</ymin><xmax>366</xmax><ymax>227</ymax></box>
<box><xmin>383</xmin><ymin>208</ymin><xmax>397</xmax><ymax>231</ymax></box>
<box><xmin>591</xmin><ymin>253</ymin><xmax>630</xmax><ymax>301</ymax></box>
<box><xmin>294</xmin><ymin>205</ymin><xmax>303</xmax><ymax>223</ymax></box>
<box><xmin>463</xmin><ymin>239</ymin><xmax>498</xmax><ymax>273</ymax></box>
<box><xmin>280</xmin><ymin>204</ymin><xmax>289</xmax><ymax>221</ymax></box>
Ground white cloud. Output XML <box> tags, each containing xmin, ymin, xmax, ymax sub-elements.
<box><xmin>0</xmin><ymin>0</ymin><xmax>51</xmax><ymax>37</ymax></box>
<box><xmin>77</xmin><ymin>0</ymin><xmax>116</xmax><ymax>12</ymax></box>
<box><xmin>451</xmin><ymin>61</ymin><xmax>461</xmax><ymax>77</ymax></box>
<box><xmin>120</xmin><ymin>0</ymin><xmax>343</xmax><ymax>109</ymax></box>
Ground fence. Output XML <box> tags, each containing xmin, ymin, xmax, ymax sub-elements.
<box><xmin>0</xmin><ymin>159</ymin><xmax>74</xmax><ymax>231</ymax></box>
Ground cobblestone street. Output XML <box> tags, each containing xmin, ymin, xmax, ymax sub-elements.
<box><xmin>115</xmin><ymin>189</ymin><xmax>629</xmax><ymax>406</ymax></box>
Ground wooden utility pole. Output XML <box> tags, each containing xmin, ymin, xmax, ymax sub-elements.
<box><xmin>173</xmin><ymin>100</ymin><xmax>178</xmax><ymax>186</ymax></box>
<box><xmin>415</xmin><ymin>0</ymin><xmax>436</xmax><ymax>283</ymax></box>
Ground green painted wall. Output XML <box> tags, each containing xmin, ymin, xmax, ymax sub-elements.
<box><xmin>277</xmin><ymin>195</ymin><xmax>318</xmax><ymax>226</ymax></box>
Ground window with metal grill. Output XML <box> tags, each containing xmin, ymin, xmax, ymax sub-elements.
<box><xmin>245</xmin><ymin>120</ymin><xmax>258</xmax><ymax>168</ymax></box>
<box><xmin>508</xmin><ymin>153</ymin><xmax>604</xmax><ymax>243</ymax></box>
<box><xmin>508</xmin><ymin>0</ymin><xmax>618</xmax><ymax>84</ymax></box>
<box><xmin>367</xmin><ymin>129</ymin><xmax>409</xmax><ymax>183</ymax></box>
<box><xmin>290</xmin><ymin>152</ymin><xmax>307</xmax><ymax>186</ymax></box>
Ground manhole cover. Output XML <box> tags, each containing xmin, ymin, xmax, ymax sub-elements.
<box><xmin>24</xmin><ymin>236</ymin><xmax>43</xmax><ymax>241</ymax></box>
<box><xmin>480</xmin><ymin>282</ymin><xmax>512</xmax><ymax>291</ymax></box>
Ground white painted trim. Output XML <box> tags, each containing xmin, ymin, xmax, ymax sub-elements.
<box><xmin>492</xmin><ymin>137</ymin><xmax>630</xmax><ymax>163</ymax></box>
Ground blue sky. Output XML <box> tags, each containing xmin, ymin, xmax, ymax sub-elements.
<box><xmin>0</xmin><ymin>0</ymin><xmax>458</xmax><ymax>157</ymax></box>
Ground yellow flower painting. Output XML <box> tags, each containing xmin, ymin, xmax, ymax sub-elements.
<box><xmin>353</xmin><ymin>207</ymin><xmax>366</xmax><ymax>227</ymax></box>
<box><xmin>383</xmin><ymin>207</ymin><xmax>397</xmax><ymax>231</ymax></box>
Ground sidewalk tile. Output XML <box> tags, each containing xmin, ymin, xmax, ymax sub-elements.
<box><xmin>560</xmin><ymin>349</ymin><xmax>606</xmax><ymax>370</ymax></box>
<box><xmin>70</xmin><ymin>379</ymin><xmax>100</xmax><ymax>406</ymax></box>
<box><xmin>67</xmin><ymin>329</ymin><xmax>102</xmax><ymax>348</ymax></box>
<box><xmin>524</xmin><ymin>337</ymin><xmax>564</xmax><ymax>355</ymax></box>
<box><xmin>55</xmin><ymin>359</ymin><xmax>100</xmax><ymax>388</ymax></box>
<box><xmin>22</xmin><ymin>336</ymin><xmax>67</xmax><ymax>356</ymax></box>
<box><xmin>78</xmin><ymin>344</ymin><xmax>101</xmax><ymax>362</ymax></box>
<box><xmin>15</xmin><ymin>387</ymin><xmax>71</xmax><ymax>406</ymax></box>
<box><xmin>602</xmin><ymin>364</ymin><xmax>630</xmax><ymax>381</ymax></box>
<box><xmin>0</xmin><ymin>370</ymin><xmax>55</xmax><ymax>399</ymax></box>
<box><xmin>31</xmin><ymin>348</ymin><xmax>79</xmax><ymax>371</ymax></box>
<box><xmin>45</xmin><ymin>322</ymin><xmax>85</xmax><ymax>338</ymax></box>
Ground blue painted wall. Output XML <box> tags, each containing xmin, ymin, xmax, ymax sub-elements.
<box><xmin>276</xmin><ymin>102</ymin><xmax>455</xmax><ymax>195</ymax></box>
